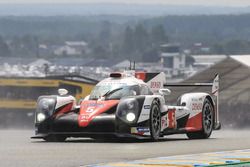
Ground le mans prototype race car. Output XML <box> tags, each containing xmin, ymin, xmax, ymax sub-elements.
<box><xmin>32</xmin><ymin>71</ymin><xmax>221</xmax><ymax>142</ymax></box>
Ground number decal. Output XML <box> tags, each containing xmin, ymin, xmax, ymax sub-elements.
<box><xmin>168</xmin><ymin>109</ymin><xmax>176</xmax><ymax>129</ymax></box>
<box><xmin>150</xmin><ymin>82</ymin><xmax>161</xmax><ymax>89</ymax></box>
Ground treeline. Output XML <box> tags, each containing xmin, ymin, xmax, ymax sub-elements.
<box><xmin>146</xmin><ymin>14</ymin><xmax>250</xmax><ymax>54</ymax></box>
<box><xmin>91</xmin><ymin>23</ymin><xmax>168</xmax><ymax>61</ymax></box>
<box><xmin>0</xmin><ymin>14</ymin><xmax>250</xmax><ymax>59</ymax></box>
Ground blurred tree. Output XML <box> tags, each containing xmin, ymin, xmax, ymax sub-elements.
<box><xmin>2</xmin><ymin>15</ymin><xmax>250</xmax><ymax>59</ymax></box>
<box><xmin>134</xmin><ymin>24</ymin><xmax>149</xmax><ymax>53</ymax></box>
<box><xmin>98</xmin><ymin>21</ymin><xmax>112</xmax><ymax>45</ymax></box>
<box><xmin>92</xmin><ymin>45</ymin><xmax>108</xmax><ymax>59</ymax></box>
<box><xmin>151</xmin><ymin>24</ymin><xmax>168</xmax><ymax>47</ymax></box>
<box><xmin>18</xmin><ymin>35</ymin><xmax>38</xmax><ymax>57</ymax></box>
<box><xmin>224</xmin><ymin>40</ymin><xmax>250</xmax><ymax>55</ymax></box>
<box><xmin>142</xmin><ymin>48</ymin><xmax>159</xmax><ymax>62</ymax></box>
<box><xmin>122</xmin><ymin>26</ymin><xmax>135</xmax><ymax>57</ymax></box>
<box><xmin>0</xmin><ymin>35</ymin><xmax>11</xmax><ymax>57</ymax></box>
<box><xmin>212</xmin><ymin>43</ymin><xmax>225</xmax><ymax>54</ymax></box>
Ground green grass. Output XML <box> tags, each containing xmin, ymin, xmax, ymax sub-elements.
<box><xmin>208</xmin><ymin>162</ymin><xmax>250</xmax><ymax>167</ymax></box>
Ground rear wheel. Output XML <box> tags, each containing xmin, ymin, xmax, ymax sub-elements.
<box><xmin>149</xmin><ymin>100</ymin><xmax>161</xmax><ymax>141</ymax></box>
<box><xmin>43</xmin><ymin>135</ymin><xmax>67</xmax><ymax>142</ymax></box>
<box><xmin>187</xmin><ymin>99</ymin><xmax>214</xmax><ymax>139</ymax></box>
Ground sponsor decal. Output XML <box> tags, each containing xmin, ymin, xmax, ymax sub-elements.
<box><xmin>101</xmin><ymin>82</ymin><xmax>127</xmax><ymax>86</ymax></box>
<box><xmin>192</xmin><ymin>103</ymin><xmax>203</xmax><ymax>111</ymax></box>
<box><xmin>143</xmin><ymin>105</ymin><xmax>151</xmax><ymax>109</ymax></box>
<box><xmin>86</xmin><ymin>107</ymin><xmax>95</xmax><ymax>113</ymax></box>
<box><xmin>161</xmin><ymin>117</ymin><xmax>167</xmax><ymax>129</ymax></box>
<box><xmin>192</xmin><ymin>98</ymin><xmax>203</xmax><ymax>102</ymax></box>
<box><xmin>168</xmin><ymin>109</ymin><xmax>176</xmax><ymax>129</ymax></box>
<box><xmin>191</xmin><ymin>98</ymin><xmax>198</xmax><ymax>102</ymax></box>
<box><xmin>131</xmin><ymin>127</ymin><xmax>137</xmax><ymax>134</ymax></box>
<box><xmin>81</xmin><ymin>103</ymin><xmax>105</xmax><ymax>113</ymax></box>
<box><xmin>83</xmin><ymin>103</ymin><xmax>105</xmax><ymax>107</ymax></box>
<box><xmin>137</xmin><ymin>127</ymin><xmax>150</xmax><ymax>132</ymax></box>
<box><xmin>131</xmin><ymin>127</ymin><xmax>150</xmax><ymax>134</ymax></box>
<box><xmin>79</xmin><ymin>114</ymin><xmax>89</xmax><ymax>121</ymax></box>
<box><xmin>79</xmin><ymin>100</ymin><xmax>119</xmax><ymax>127</ymax></box>
<box><xmin>150</xmin><ymin>81</ymin><xmax>161</xmax><ymax>89</ymax></box>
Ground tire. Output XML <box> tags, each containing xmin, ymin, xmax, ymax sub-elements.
<box><xmin>43</xmin><ymin>135</ymin><xmax>67</xmax><ymax>142</ymax></box>
<box><xmin>187</xmin><ymin>98</ymin><xmax>214</xmax><ymax>139</ymax></box>
<box><xmin>149</xmin><ymin>100</ymin><xmax>161</xmax><ymax>141</ymax></box>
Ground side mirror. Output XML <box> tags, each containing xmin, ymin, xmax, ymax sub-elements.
<box><xmin>58</xmin><ymin>89</ymin><xmax>68</xmax><ymax>96</ymax></box>
<box><xmin>130</xmin><ymin>90</ymin><xmax>137</xmax><ymax>96</ymax></box>
<box><xmin>159</xmin><ymin>88</ymin><xmax>171</xmax><ymax>96</ymax></box>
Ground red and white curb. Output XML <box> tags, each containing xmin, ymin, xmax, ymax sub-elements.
<box><xmin>84</xmin><ymin>149</ymin><xmax>250</xmax><ymax>167</ymax></box>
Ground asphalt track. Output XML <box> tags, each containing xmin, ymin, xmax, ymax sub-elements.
<box><xmin>0</xmin><ymin>129</ymin><xmax>250</xmax><ymax>167</ymax></box>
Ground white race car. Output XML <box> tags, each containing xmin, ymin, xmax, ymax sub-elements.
<box><xmin>32</xmin><ymin>71</ymin><xmax>221</xmax><ymax>141</ymax></box>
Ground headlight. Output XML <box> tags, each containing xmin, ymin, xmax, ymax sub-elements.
<box><xmin>126</xmin><ymin>112</ymin><xmax>136</xmax><ymax>122</ymax></box>
<box><xmin>116</xmin><ymin>98</ymin><xmax>139</xmax><ymax>123</ymax></box>
<box><xmin>37</xmin><ymin>113</ymin><xmax>46</xmax><ymax>122</ymax></box>
<box><xmin>127</xmin><ymin>101</ymin><xmax>135</xmax><ymax>110</ymax></box>
<box><xmin>41</xmin><ymin>100</ymin><xmax>50</xmax><ymax>111</ymax></box>
<box><xmin>36</xmin><ymin>97</ymin><xmax>56</xmax><ymax>123</ymax></box>
<box><xmin>37</xmin><ymin>98</ymin><xmax>56</xmax><ymax>115</ymax></box>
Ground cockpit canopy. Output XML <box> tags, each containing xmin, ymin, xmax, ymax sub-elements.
<box><xmin>89</xmin><ymin>77</ymin><xmax>152</xmax><ymax>100</ymax></box>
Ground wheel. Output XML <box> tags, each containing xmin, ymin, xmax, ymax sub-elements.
<box><xmin>43</xmin><ymin>135</ymin><xmax>67</xmax><ymax>142</ymax></box>
<box><xmin>149</xmin><ymin>100</ymin><xmax>161</xmax><ymax>141</ymax></box>
<box><xmin>187</xmin><ymin>99</ymin><xmax>214</xmax><ymax>139</ymax></box>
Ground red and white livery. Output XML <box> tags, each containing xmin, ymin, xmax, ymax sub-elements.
<box><xmin>32</xmin><ymin>71</ymin><xmax>221</xmax><ymax>141</ymax></box>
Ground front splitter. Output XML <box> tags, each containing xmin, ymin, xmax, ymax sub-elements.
<box><xmin>31</xmin><ymin>132</ymin><xmax>150</xmax><ymax>140</ymax></box>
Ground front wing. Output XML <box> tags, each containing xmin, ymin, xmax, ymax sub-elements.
<box><xmin>32</xmin><ymin>112</ymin><xmax>152</xmax><ymax>139</ymax></box>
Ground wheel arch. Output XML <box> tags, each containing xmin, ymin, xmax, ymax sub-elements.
<box><xmin>205</xmin><ymin>95</ymin><xmax>215</xmax><ymax>109</ymax></box>
<box><xmin>149</xmin><ymin>97</ymin><xmax>161</xmax><ymax>141</ymax></box>
<box><xmin>186</xmin><ymin>95</ymin><xmax>215</xmax><ymax>139</ymax></box>
<box><xmin>153</xmin><ymin>97</ymin><xmax>161</xmax><ymax>105</ymax></box>
<box><xmin>205</xmin><ymin>95</ymin><xmax>216</xmax><ymax>127</ymax></box>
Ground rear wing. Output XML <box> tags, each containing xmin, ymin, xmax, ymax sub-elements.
<box><xmin>164</xmin><ymin>74</ymin><xmax>221</xmax><ymax>130</ymax></box>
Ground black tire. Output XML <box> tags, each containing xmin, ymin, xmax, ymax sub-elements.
<box><xmin>149</xmin><ymin>100</ymin><xmax>161</xmax><ymax>141</ymax></box>
<box><xmin>187</xmin><ymin>98</ymin><xmax>214</xmax><ymax>139</ymax></box>
<box><xmin>43</xmin><ymin>135</ymin><xmax>67</xmax><ymax>142</ymax></box>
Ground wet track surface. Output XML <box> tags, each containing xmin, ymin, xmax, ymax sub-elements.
<box><xmin>0</xmin><ymin>129</ymin><xmax>250</xmax><ymax>167</ymax></box>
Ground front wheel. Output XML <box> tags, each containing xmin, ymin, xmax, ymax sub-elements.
<box><xmin>186</xmin><ymin>99</ymin><xmax>214</xmax><ymax>139</ymax></box>
<box><xmin>149</xmin><ymin>100</ymin><xmax>161</xmax><ymax>141</ymax></box>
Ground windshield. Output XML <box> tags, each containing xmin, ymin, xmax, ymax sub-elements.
<box><xmin>89</xmin><ymin>84</ymin><xmax>140</xmax><ymax>100</ymax></box>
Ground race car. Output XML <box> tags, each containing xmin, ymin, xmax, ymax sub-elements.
<box><xmin>31</xmin><ymin>71</ymin><xmax>221</xmax><ymax>142</ymax></box>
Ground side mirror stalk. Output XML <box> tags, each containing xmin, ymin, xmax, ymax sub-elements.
<box><xmin>159</xmin><ymin>88</ymin><xmax>171</xmax><ymax>96</ymax></box>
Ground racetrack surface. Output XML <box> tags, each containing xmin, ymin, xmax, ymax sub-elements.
<box><xmin>0</xmin><ymin>129</ymin><xmax>250</xmax><ymax>167</ymax></box>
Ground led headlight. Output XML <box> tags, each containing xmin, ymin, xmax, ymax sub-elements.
<box><xmin>37</xmin><ymin>98</ymin><xmax>56</xmax><ymax>115</ymax></box>
<box><xmin>116</xmin><ymin>98</ymin><xmax>139</xmax><ymax>123</ymax></box>
<box><xmin>41</xmin><ymin>100</ymin><xmax>50</xmax><ymax>111</ymax></box>
<box><xmin>127</xmin><ymin>100</ymin><xmax>135</xmax><ymax>110</ymax></box>
<box><xmin>35</xmin><ymin>97</ymin><xmax>56</xmax><ymax>123</ymax></box>
<box><xmin>126</xmin><ymin>112</ymin><xmax>136</xmax><ymax>122</ymax></box>
<box><xmin>37</xmin><ymin>113</ymin><xmax>46</xmax><ymax>122</ymax></box>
